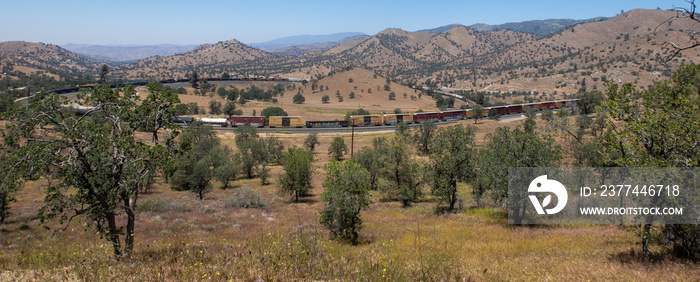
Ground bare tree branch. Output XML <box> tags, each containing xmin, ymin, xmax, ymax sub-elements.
<box><xmin>659</xmin><ymin>0</ymin><xmax>700</xmax><ymax>61</ymax></box>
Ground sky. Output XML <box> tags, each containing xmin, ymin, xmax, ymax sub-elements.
<box><xmin>0</xmin><ymin>0</ymin><xmax>687</xmax><ymax>46</ymax></box>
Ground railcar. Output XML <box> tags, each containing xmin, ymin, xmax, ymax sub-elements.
<box><xmin>521</xmin><ymin>102</ymin><xmax>539</xmax><ymax>111</ymax></box>
<box><xmin>441</xmin><ymin>109</ymin><xmax>468</xmax><ymax>120</ymax></box>
<box><xmin>507</xmin><ymin>104</ymin><xmax>523</xmax><ymax>114</ymax></box>
<box><xmin>49</xmin><ymin>87</ymin><xmax>80</xmax><ymax>94</ymax></box>
<box><xmin>490</xmin><ymin>106</ymin><xmax>509</xmax><ymax>116</ymax></box>
<box><xmin>199</xmin><ymin>117</ymin><xmax>229</xmax><ymax>127</ymax></box>
<box><xmin>305</xmin><ymin>120</ymin><xmax>349</xmax><ymax>128</ymax></box>
<box><xmin>412</xmin><ymin>111</ymin><xmax>442</xmax><ymax>123</ymax></box>
<box><xmin>228</xmin><ymin>116</ymin><xmax>265</xmax><ymax>127</ymax></box>
<box><xmin>383</xmin><ymin>113</ymin><xmax>413</xmax><ymax>125</ymax></box>
<box><xmin>349</xmin><ymin>115</ymin><xmax>383</xmax><ymax>126</ymax></box>
<box><xmin>269</xmin><ymin>116</ymin><xmax>304</xmax><ymax>128</ymax></box>
<box><xmin>538</xmin><ymin>101</ymin><xmax>556</xmax><ymax>110</ymax></box>
<box><xmin>172</xmin><ymin>116</ymin><xmax>195</xmax><ymax>124</ymax></box>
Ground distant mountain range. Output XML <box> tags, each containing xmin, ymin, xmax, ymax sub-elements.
<box><xmin>249</xmin><ymin>32</ymin><xmax>369</xmax><ymax>50</ymax></box>
<box><xmin>57</xmin><ymin>18</ymin><xmax>608</xmax><ymax>63</ymax></box>
<box><xmin>418</xmin><ymin>17</ymin><xmax>607</xmax><ymax>35</ymax></box>
<box><xmin>61</xmin><ymin>44</ymin><xmax>199</xmax><ymax>63</ymax></box>
<box><xmin>265</xmin><ymin>35</ymin><xmax>370</xmax><ymax>56</ymax></box>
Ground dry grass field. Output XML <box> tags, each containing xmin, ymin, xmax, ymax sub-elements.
<box><xmin>143</xmin><ymin>68</ymin><xmax>441</xmax><ymax>121</ymax></box>
<box><xmin>1</xmin><ymin>118</ymin><xmax>698</xmax><ymax>281</ymax></box>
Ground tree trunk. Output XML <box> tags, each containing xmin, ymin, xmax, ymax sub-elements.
<box><xmin>124</xmin><ymin>196</ymin><xmax>136</xmax><ymax>256</ymax></box>
<box><xmin>0</xmin><ymin>193</ymin><xmax>6</xmax><ymax>224</ymax></box>
<box><xmin>448</xmin><ymin>180</ymin><xmax>458</xmax><ymax>211</ymax></box>
<box><xmin>642</xmin><ymin>223</ymin><xmax>651</xmax><ymax>261</ymax></box>
<box><xmin>106</xmin><ymin>212</ymin><xmax>123</xmax><ymax>257</ymax></box>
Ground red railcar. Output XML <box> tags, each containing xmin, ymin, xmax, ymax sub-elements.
<box><xmin>228</xmin><ymin>116</ymin><xmax>265</xmax><ymax>127</ymax></box>
<box><xmin>490</xmin><ymin>106</ymin><xmax>509</xmax><ymax>115</ymax></box>
<box><xmin>441</xmin><ymin>109</ymin><xmax>468</xmax><ymax>120</ymax></box>
<box><xmin>507</xmin><ymin>104</ymin><xmax>523</xmax><ymax>114</ymax></box>
<box><xmin>538</xmin><ymin>101</ymin><xmax>556</xmax><ymax>110</ymax></box>
<box><xmin>412</xmin><ymin>112</ymin><xmax>442</xmax><ymax>123</ymax></box>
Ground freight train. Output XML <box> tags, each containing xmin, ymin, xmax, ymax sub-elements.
<box><xmin>48</xmin><ymin>78</ymin><xmax>578</xmax><ymax>129</ymax></box>
<box><xmin>186</xmin><ymin>98</ymin><xmax>580</xmax><ymax>129</ymax></box>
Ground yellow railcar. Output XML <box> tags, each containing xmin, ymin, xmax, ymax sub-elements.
<box><xmin>269</xmin><ymin>116</ymin><xmax>304</xmax><ymax>128</ymax></box>
<box><xmin>350</xmin><ymin>115</ymin><xmax>383</xmax><ymax>126</ymax></box>
<box><xmin>383</xmin><ymin>113</ymin><xmax>414</xmax><ymax>125</ymax></box>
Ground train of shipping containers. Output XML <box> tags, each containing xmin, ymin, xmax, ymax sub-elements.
<box><xmin>305</xmin><ymin>120</ymin><xmax>349</xmax><ymax>128</ymax></box>
<box><xmin>383</xmin><ymin>113</ymin><xmax>413</xmax><ymax>125</ymax></box>
<box><xmin>441</xmin><ymin>109</ymin><xmax>468</xmax><ymax>120</ymax></box>
<box><xmin>412</xmin><ymin>111</ymin><xmax>442</xmax><ymax>123</ymax></box>
<box><xmin>349</xmin><ymin>115</ymin><xmax>383</xmax><ymax>126</ymax></box>
<box><xmin>228</xmin><ymin>116</ymin><xmax>265</xmax><ymax>127</ymax></box>
<box><xmin>269</xmin><ymin>116</ymin><xmax>304</xmax><ymax>128</ymax></box>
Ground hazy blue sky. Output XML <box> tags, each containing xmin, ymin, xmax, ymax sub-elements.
<box><xmin>0</xmin><ymin>0</ymin><xmax>685</xmax><ymax>45</ymax></box>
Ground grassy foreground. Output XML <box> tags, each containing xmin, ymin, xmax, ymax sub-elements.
<box><xmin>2</xmin><ymin>180</ymin><xmax>698</xmax><ymax>281</ymax></box>
<box><xmin>1</xmin><ymin>130</ymin><xmax>698</xmax><ymax>281</ymax></box>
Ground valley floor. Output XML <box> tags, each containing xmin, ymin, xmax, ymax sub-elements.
<box><xmin>1</xmin><ymin>121</ymin><xmax>698</xmax><ymax>281</ymax></box>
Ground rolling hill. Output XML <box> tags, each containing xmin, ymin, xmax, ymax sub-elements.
<box><xmin>3</xmin><ymin>9</ymin><xmax>700</xmax><ymax>98</ymax></box>
<box><xmin>113</xmin><ymin>40</ymin><xmax>281</xmax><ymax>80</ymax></box>
<box><xmin>0</xmin><ymin>41</ymin><xmax>98</xmax><ymax>76</ymax></box>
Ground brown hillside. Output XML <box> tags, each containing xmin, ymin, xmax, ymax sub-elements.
<box><xmin>113</xmin><ymin>40</ymin><xmax>281</xmax><ymax>80</ymax></box>
<box><xmin>0</xmin><ymin>41</ymin><xmax>98</xmax><ymax>78</ymax></box>
<box><xmin>105</xmin><ymin>9</ymin><xmax>700</xmax><ymax>97</ymax></box>
<box><xmin>287</xmin><ymin>68</ymin><xmax>440</xmax><ymax>117</ymax></box>
<box><xmin>5</xmin><ymin>9</ymin><xmax>700</xmax><ymax>99</ymax></box>
<box><xmin>143</xmin><ymin>69</ymin><xmax>442</xmax><ymax>121</ymax></box>
<box><xmin>449</xmin><ymin>9</ymin><xmax>700</xmax><ymax>94</ymax></box>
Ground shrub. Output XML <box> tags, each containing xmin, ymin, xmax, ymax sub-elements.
<box><xmin>136</xmin><ymin>198</ymin><xmax>169</xmax><ymax>213</ymax></box>
<box><xmin>223</xmin><ymin>187</ymin><xmax>267</xmax><ymax>209</ymax></box>
<box><xmin>167</xmin><ymin>201</ymin><xmax>193</xmax><ymax>212</ymax></box>
<box><xmin>293</xmin><ymin>93</ymin><xmax>305</xmax><ymax>104</ymax></box>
